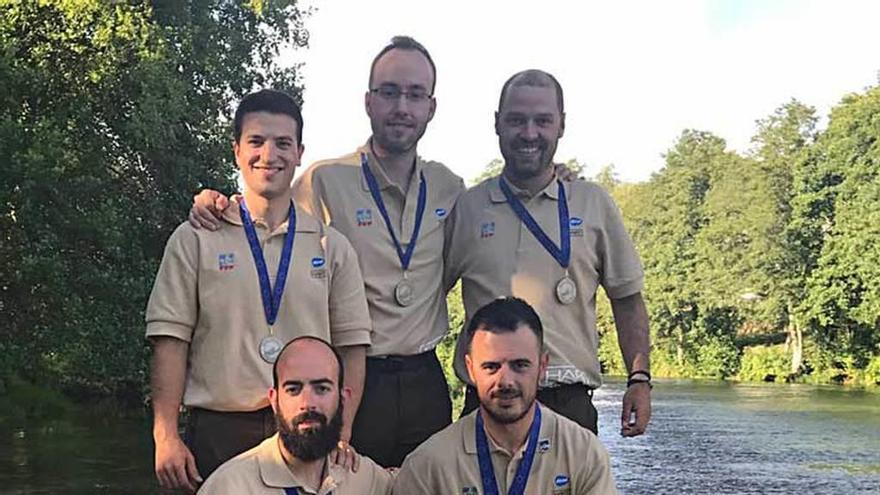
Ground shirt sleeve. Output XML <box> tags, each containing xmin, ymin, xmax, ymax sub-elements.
<box><xmin>577</xmin><ymin>434</ymin><xmax>618</xmax><ymax>495</ymax></box>
<box><xmin>594</xmin><ymin>185</ymin><xmax>644</xmax><ymax>299</ymax></box>
<box><xmin>392</xmin><ymin>453</ymin><xmax>437</xmax><ymax>495</ymax></box>
<box><xmin>324</xmin><ymin>227</ymin><xmax>372</xmax><ymax>347</ymax></box>
<box><xmin>292</xmin><ymin>163</ymin><xmax>328</xmax><ymax>223</ymax></box>
<box><xmin>442</xmin><ymin>197</ymin><xmax>465</xmax><ymax>294</ymax></box>
<box><xmin>145</xmin><ymin>223</ymin><xmax>199</xmax><ymax>342</ymax></box>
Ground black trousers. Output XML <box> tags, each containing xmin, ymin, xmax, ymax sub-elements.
<box><xmin>462</xmin><ymin>383</ymin><xmax>598</xmax><ymax>434</ymax></box>
<box><xmin>185</xmin><ymin>406</ymin><xmax>276</xmax><ymax>480</ymax></box>
<box><xmin>351</xmin><ymin>350</ymin><xmax>452</xmax><ymax>468</ymax></box>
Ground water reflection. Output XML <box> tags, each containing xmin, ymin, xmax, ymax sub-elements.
<box><xmin>597</xmin><ymin>379</ymin><xmax>880</xmax><ymax>494</ymax></box>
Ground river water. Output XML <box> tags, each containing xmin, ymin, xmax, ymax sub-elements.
<box><xmin>1</xmin><ymin>379</ymin><xmax>878</xmax><ymax>494</ymax></box>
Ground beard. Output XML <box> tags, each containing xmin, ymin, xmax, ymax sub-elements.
<box><xmin>371</xmin><ymin>118</ymin><xmax>428</xmax><ymax>155</ymax></box>
<box><xmin>480</xmin><ymin>385</ymin><xmax>536</xmax><ymax>425</ymax></box>
<box><xmin>277</xmin><ymin>404</ymin><xmax>344</xmax><ymax>462</ymax></box>
<box><xmin>500</xmin><ymin>137</ymin><xmax>557</xmax><ymax>182</ymax></box>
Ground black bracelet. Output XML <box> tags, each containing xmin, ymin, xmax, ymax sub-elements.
<box><xmin>627</xmin><ymin>370</ymin><xmax>651</xmax><ymax>381</ymax></box>
<box><xmin>627</xmin><ymin>378</ymin><xmax>653</xmax><ymax>389</ymax></box>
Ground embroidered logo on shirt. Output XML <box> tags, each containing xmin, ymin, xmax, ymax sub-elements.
<box><xmin>539</xmin><ymin>438</ymin><xmax>551</xmax><ymax>453</ymax></box>
<box><xmin>554</xmin><ymin>475</ymin><xmax>570</xmax><ymax>487</ymax></box>
<box><xmin>480</xmin><ymin>221</ymin><xmax>495</xmax><ymax>238</ymax></box>
<box><xmin>311</xmin><ymin>257</ymin><xmax>325</xmax><ymax>268</ymax></box>
<box><xmin>435</xmin><ymin>207</ymin><xmax>447</xmax><ymax>218</ymax></box>
<box><xmin>461</xmin><ymin>487</ymin><xmax>479</xmax><ymax>495</ymax></box>
<box><xmin>356</xmin><ymin>208</ymin><xmax>373</xmax><ymax>227</ymax></box>
<box><xmin>570</xmin><ymin>216</ymin><xmax>584</xmax><ymax>237</ymax></box>
<box><xmin>218</xmin><ymin>253</ymin><xmax>236</xmax><ymax>271</ymax></box>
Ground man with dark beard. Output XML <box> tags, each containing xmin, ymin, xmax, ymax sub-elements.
<box><xmin>198</xmin><ymin>337</ymin><xmax>392</xmax><ymax>494</ymax></box>
<box><xmin>444</xmin><ymin>70</ymin><xmax>652</xmax><ymax>438</ymax></box>
<box><xmin>393</xmin><ymin>297</ymin><xmax>616</xmax><ymax>494</ymax></box>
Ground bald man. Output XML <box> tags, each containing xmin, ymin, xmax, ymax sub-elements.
<box><xmin>199</xmin><ymin>337</ymin><xmax>392</xmax><ymax>494</ymax></box>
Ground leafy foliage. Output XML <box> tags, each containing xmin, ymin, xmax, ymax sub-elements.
<box><xmin>0</xmin><ymin>0</ymin><xmax>309</xmax><ymax>398</ymax></box>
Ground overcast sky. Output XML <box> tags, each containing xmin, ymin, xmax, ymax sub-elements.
<box><xmin>287</xmin><ymin>0</ymin><xmax>880</xmax><ymax>183</ymax></box>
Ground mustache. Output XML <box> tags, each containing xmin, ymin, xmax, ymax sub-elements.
<box><xmin>291</xmin><ymin>410</ymin><xmax>328</xmax><ymax>428</ymax></box>
<box><xmin>513</xmin><ymin>138</ymin><xmax>547</xmax><ymax>148</ymax></box>
<box><xmin>491</xmin><ymin>387</ymin><xmax>522</xmax><ymax>399</ymax></box>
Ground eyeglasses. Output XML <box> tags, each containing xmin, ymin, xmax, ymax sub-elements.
<box><xmin>369</xmin><ymin>85</ymin><xmax>432</xmax><ymax>103</ymax></box>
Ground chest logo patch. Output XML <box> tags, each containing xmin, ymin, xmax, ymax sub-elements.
<box><xmin>570</xmin><ymin>216</ymin><xmax>584</xmax><ymax>237</ymax></box>
<box><xmin>311</xmin><ymin>257</ymin><xmax>325</xmax><ymax>268</ymax></box>
<box><xmin>539</xmin><ymin>438</ymin><xmax>551</xmax><ymax>453</ymax></box>
<box><xmin>435</xmin><ymin>207</ymin><xmax>447</xmax><ymax>218</ymax></box>
<box><xmin>218</xmin><ymin>253</ymin><xmax>236</xmax><ymax>271</ymax></box>
<box><xmin>554</xmin><ymin>475</ymin><xmax>570</xmax><ymax>488</ymax></box>
<box><xmin>461</xmin><ymin>487</ymin><xmax>479</xmax><ymax>495</ymax></box>
<box><xmin>356</xmin><ymin>208</ymin><xmax>373</xmax><ymax>227</ymax></box>
<box><xmin>480</xmin><ymin>221</ymin><xmax>495</xmax><ymax>238</ymax></box>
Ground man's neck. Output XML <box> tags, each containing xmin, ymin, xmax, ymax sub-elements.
<box><xmin>242</xmin><ymin>190</ymin><xmax>292</xmax><ymax>231</ymax></box>
<box><xmin>279</xmin><ymin>439</ymin><xmax>327</xmax><ymax>491</ymax></box>
<box><xmin>480</xmin><ymin>403</ymin><xmax>537</xmax><ymax>453</ymax></box>
<box><xmin>370</xmin><ymin>140</ymin><xmax>417</xmax><ymax>192</ymax></box>
<box><xmin>502</xmin><ymin>165</ymin><xmax>555</xmax><ymax>197</ymax></box>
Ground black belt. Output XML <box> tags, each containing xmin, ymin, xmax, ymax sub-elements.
<box><xmin>367</xmin><ymin>350</ymin><xmax>436</xmax><ymax>372</ymax></box>
<box><xmin>540</xmin><ymin>382</ymin><xmax>594</xmax><ymax>397</ymax></box>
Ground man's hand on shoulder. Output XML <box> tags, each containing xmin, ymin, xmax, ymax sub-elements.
<box><xmin>331</xmin><ymin>439</ymin><xmax>360</xmax><ymax>473</ymax></box>
<box><xmin>553</xmin><ymin>162</ymin><xmax>583</xmax><ymax>182</ymax></box>
<box><xmin>154</xmin><ymin>433</ymin><xmax>202</xmax><ymax>493</ymax></box>
<box><xmin>188</xmin><ymin>189</ymin><xmax>230</xmax><ymax>230</ymax></box>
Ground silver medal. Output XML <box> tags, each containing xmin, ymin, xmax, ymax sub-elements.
<box><xmin>556</xmin><ymin>276</ymin><xmax>577</xmax><ymax>305</ymax></box>
<box><xmin>259</xmin><ymin>335</ymin><xmax>284</xmax><ymax>363</ymax></box>
<box><xmin>394</xmin><ymin>279</ymin><xmax>415</xmax><ymax>306</ymax></box>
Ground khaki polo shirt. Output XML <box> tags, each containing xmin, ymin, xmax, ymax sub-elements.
<box><xmin>198</xmin><ymin>433</ymin><xmax>392</xmax><ymax>494</ymax></box>
<box><xmin>293</xmin><ymin>142</ymin><xmax>465</xmax><ymax>356</ymax></box>
<box><xmin>145</xmin><ymin>198</ymin><xmax>371</xmax><ymax>411</ymax></box>
<box><xmin>445</xmin><ymin>176</ymin><xmax>644</xmax><ymax>388</ymax></box>
<box><xmin>393</xmin><ymin>404</ymin><xmax>617</xmax><ymax>494</ymax></box>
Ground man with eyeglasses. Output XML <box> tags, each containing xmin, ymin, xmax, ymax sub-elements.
<box><xmin>189</xmin><ymin>36</ymin><xmax>465</xmax><ymax>468</ymax></box>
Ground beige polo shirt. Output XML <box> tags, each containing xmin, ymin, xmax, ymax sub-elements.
<box><xmin>198</xmin><ymin>433</ymin><xmax>392</xmax><ymax>494</ymax></box>
<box><xmin>445</xmin><ymin>176</ymin><xmax>644</xmax><ymax>389</ymax></box>
<box><xmin>145</xmin><ymin>198</ymin><xmax>371</xmax><ymax>411</ymax></box>
<box><xmin>393</xmin><ymin>404</ymin><xmax>617</xmax><ymax>494</ymax></box>
<box><xmin>293</xmin><ymin>142</ymin><xmax>465</xmax><ymax>356</ymax></box>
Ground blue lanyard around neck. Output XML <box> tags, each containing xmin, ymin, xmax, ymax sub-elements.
<box><xmin>499</xmin><ymin>178</ymin><xmax>571</xmax><ymax>269</ymax></box>
<box><xmin>475</xmin><ymin>406</ymin><xmax>542</xmax><ymax>495</ymax></box>
<box><xmin>239</xmin><ymin>200</ymin><xmax>296</xmax><ymax>326</ymax></box>
<box><xmin>360</xmin><ymin>152</ymin><xmax>427</xmax><ymax>271</ymax></box>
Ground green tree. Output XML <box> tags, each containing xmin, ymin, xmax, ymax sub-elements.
<box><xmin>796</xmin><ymin>88</ymin><xmax>880</xmax><ymax>384</ymax></box>
<box><xmin>0</xmin><ymin>0</ymin><xmax>310</xmax><ymax>399</ymax></box>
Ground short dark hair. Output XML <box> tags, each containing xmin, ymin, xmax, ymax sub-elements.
<box><xmin>497</xmin><ymin>69</ymin><xmax>564</xmax><ymax>114</ymax></box>
<box><xmin>368</xmin><ymin>35</ymin><xmax>437</xmax><ymax>93</ymax></box>
<box><xmin>464</xmin><ymin>297</ymin><xmax>544</xmax><ymax>353</ymax></box>
<box><xmin>233</xmin><ymin>89</ymin><xmax>304</xmax><ymax>145</ymax></box>
<box><xmin>272</xmin><ymin>336</ymin><xmax>345</xmax><ymax>389</ymax></box>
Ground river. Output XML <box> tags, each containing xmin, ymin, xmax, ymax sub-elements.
<box><xmin>1</xmin><ymin>379</ymin><xmax>878</xmax><ymax>494</ymax></box>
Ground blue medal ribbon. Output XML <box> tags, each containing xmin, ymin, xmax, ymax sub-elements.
<box><xmin>499</xmin><ymin>178</ymin><xmax>570</xmax><ymax>269</ymax></box>
<box><xmin>476</xmin><ymin>406</ymin><xmax>542</xmax><ymax>495</ymax></box>
<box><xmin>239</xmin><ymin>200</ymin><xmax>296</xmax><ymax>327</ymax></box>
<box><xmin>360</xmin><ymin>153</ymin><xmax>427</xmax><ymax>271</ymax></box>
